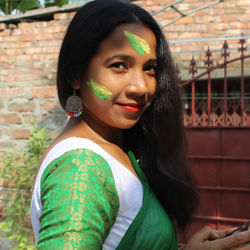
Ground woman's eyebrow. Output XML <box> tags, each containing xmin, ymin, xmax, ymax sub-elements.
<box><xmin>104</xmin><ymin>55</ymin><xmax>157</xmax><ymax>65</ymax></box>
<box><xmin>104</xmin><ymin>54</ymin><xmax>134</xmax><ymax>64</ymax></box>
<box><xmin>146</xmin><ymin>58</ymin><xmax>157</xmax><ymax>65</ymax></box>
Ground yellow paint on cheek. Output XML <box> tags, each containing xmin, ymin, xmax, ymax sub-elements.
<box><xmin>124</xmin><ymin>30</ymin><xmax>150</xmax><ymax>56</ymax></box>
<box><xmin>86</xmin><ymin>80</ymin><xmax>112</xmax><ymax>100</ymax></box>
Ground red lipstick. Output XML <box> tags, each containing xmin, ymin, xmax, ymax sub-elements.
<box><xmin>118</xmin><ymin>103</ymin><xmax>143</xmax><ymax>112</ymax></box>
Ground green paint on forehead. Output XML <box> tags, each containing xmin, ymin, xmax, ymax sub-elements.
<box><xmin>87</xmin><ymin>80</ymin><xmax>112</xmax><ymax>100</ymax></box>
<box><xmin>124</xmin><ymin>30</ymin><xmax>150</xmax><ymax>56</ymax></box>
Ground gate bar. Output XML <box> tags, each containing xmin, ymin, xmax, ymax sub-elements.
<box><xmin>169</xmin><ymin>36</ymin><xmax>250</xmax><ymax>44</ymax></box>
<box><xmin>194</xmin><ymin>215</ymin><xmax>249</xmax><ymax>223</ymax></box>
<box><xmin>151</xmin><ymin>0</ymin><xmax>183</xmax><ymax>16</ymax></box>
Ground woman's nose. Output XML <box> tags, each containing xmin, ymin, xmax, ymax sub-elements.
<box><xmin>126</xmin><ymin>71</ymin><xmax>148</xmax><ymax>97</ymax></box>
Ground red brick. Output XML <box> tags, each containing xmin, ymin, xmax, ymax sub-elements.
<box><xmin>160</xmin><ymin>11</ymin><xmax>179</xmax><ymax>20</ymax></box>
<box><xmin>31</xmin><ymin>86</ymin><xmax>57</xmax><ymax>98</ymax></box>
<box><xmin>12</xmin><ymin>29</ymin><xmax>21</xmax><ymax>35</ymax></box>
<box><xmin>194</xmin><ymin>16</ymin><xmax>215</xmax><ymax>23</ymax></box>
<box><xmin>20</xmin><ymin>35</ymin><xmax>35</xmax><ymax>42</ymax></box>
<box><xmin>0</xmin><ymin>23</ymin><xmax>6</xmax><ymax>31</ymax></box>
<box><xmin>2</xmin><ymin>114</ymin><xmax>22</xmax><ymax>124</ymax></box>
<box><xmin>208</xmin><ymin>23</ymin><xmax>228</xmax><ymax>31</ymax></box>
<box><xmin>69</xmin><ymin>12</ymin><xmax>76</xmax><ymax>19</ymax></box>
<box><xmin>216</xmin><ymin>16</ymin><xmax>238</xmax><ymax>23</ymax></box>
<box><xmin>31</xmin><ymin>54</ymin><xmax>44</xmax><ymax>60</ymax></box>
<box><xmin>0</xmin><ymin>87</ymin><xmax>24</xmax><ymax>98</ymax></box>
<box><xmin>143</xmin><ymin>0</ymin><xmax>158</xmax><ymax>4</ymax></box>
<box><xmin>165</xmin><ymin>24</ymin><xmax>186</xmax><ymax>32</ymax></box>
<box><xmin>23</xmin><ymin>114</ymin><xmax>37</xmax><ymax>123</ymax></box>
<box><xmin>225</xmin><ymin>29</ymin><xmax>242</xmax><ymax>36</ymax></box>
<box><xmin>175</xmin><ymin>17</ymin><xmax>194</xmax><ymax>25</ymax></box>
<box><xmin>25</xmin><ymin>47</ymin><xmax>41</xmax><ymax>54</ymax></box>
<box><xmin>178</xmin><ymin>32</ymin><xmax>201</xmax><ymax>39</ymax></box>
<box><xmin>21</xmin><ymin>28</ymin><xmax>39</xmax><ymax>35</ymax></box>
<box><xmin>237</xmin><ymin>0</ymin><xmax>249</xmax><ymax>6</ymax></box>
<box><xmin>230</xmin><ymin>22</ymin><xmax>247</xmax><ymax>29</ymax></box>
<box><xmin>0</xmin><ymin>49</ymin><xmax>5</xmax><ymax>56</ymax></box>
<box><xmin>11</xmin><ymin>129</ymin><xmax>31</xmax><ymax>139</ymax></box>
<box><xmin>19</xmin><ymin>74</ymin><xmax>38</xmax><ymax>81</ymax></box>
<box><xmin>44</xmin><ymin>26</ymin><xmax>61</xmax><ymax>33</ymax></box>
<box><xmin>32</xmin><ymin>54</ymin><xmax>58</xmax><ymax>60</ymax></box>
<box><xmin>37</xmin><ymin>33</ymin><xmax>53</xmax><ymax>40</ymax></box>
<box><xmin>17</xmin><ymin>55</ymin><xmax>32</xmax><ymax>61</ymax></box>
<box><xmin>6</xmin><ymin>49</ymin><xmax>21</xmax><ymax>56</ymax></box>
<box><xmin>238</xmin><ymin>15</ymin><xmax>250</xmax><ymax>22</ymax></box>
<box><xmin>18</xmin><ymin>22</ymin><xmax>31</xmax><ymax>29</ymax></box>
<box><xmin>0</xmin><ymin>116</ymin><xmax>5</xmax><ymax>123</ymax></box>
<box><xmin>3</xmin><ymin>36</ymin><xmax>18</xmax><ymax>42</ymax></box>
<box><xmin>226</xmin><ymin>8</ymin><xmax>244</xmax><ymax>14</ymax></box>
<box><xmin>42</xmin><ymin>100</ymin><xmax>57</xmax><ymax>111</ymax></box>
<box><xmin>0</xmin><ymin>56</ymin><xmax>7</xmax><ymax>62</ymax></box>
<box><xmin>5</xmin><ymin>75</ymin><xmax>21</xmax><ymax>82</ymax></box>
<box><xmin>16</xmin><ymin>42</ymin><xmax>30</xmax><ymax>48</ymax></box>
<box><xmin>165</xmin><ymin>32</ymin><xmax>178</xmax><ymax>40</ymax></box>
<box><xmin>8</xmin><ymin>103</ymin><xmax>35</xmax><ymax>112</ymax></box>
<box><xmin>7</xmin><ymin>43</ymin><xmax>16</xmax><ymax>49</ymax></box>
<box><xmin>53</xmin><ymin>33</ymin><xmax>65</xmax><ymax>39</ymax></box>
<box><xmin>240</xmin><ymin>23</ymin><xmax>250</xmax><ymax>29</ymax></box>
<box><xmin>187</xmin><ymin>24</ymin><xmax>206</xmax><ymax>32</ymax></box>
<box><xmin>34</xmin><ymin>22</ymin><xmax>48</xmax><ymax>28</ymax></box>
<box><xmin>53</xmin><ymin>13</ymin><xmax>70</xmax><ymax>20</ymax></box>
<box><xmin>42</xmin><ymin>47</ymin><xmax>59</xmax><ymax>53</ymax></box>
<box><xmin>0</xmin><ymin>29</ymin><xmax>10</xmax><ymax>36</ymax></box>
<box><xmin>46</xmin><ymin>54</ymin><xmax>58</xmax><ymax>60</ymax></box>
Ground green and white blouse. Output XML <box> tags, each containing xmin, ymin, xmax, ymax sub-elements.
<box><xmin>31</xmin><ymin>137</ymin><xmax>178</xmax><ymax>249</ymax></box>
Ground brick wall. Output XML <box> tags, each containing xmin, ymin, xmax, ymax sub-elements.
<box><xmin>0</xmin><ymin>12</ymin><xmax>75</xmax><ymax>153</ymax></box>
<box><xmin>0</xmin><ymin>0</ymin><xmax>249</xmax><ymax>154</ymax></box>
<box><xmin>137</xmin><ymin>0</ymin><xmax>250</xmax><ymax>78</ymax></box>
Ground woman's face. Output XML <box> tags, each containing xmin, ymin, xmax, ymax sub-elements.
<box><xmin>75</xmin><ymin>23</ymin><xmax>157</xmax><ymax>130</ymax></box>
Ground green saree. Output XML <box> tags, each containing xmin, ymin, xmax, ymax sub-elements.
<box><xmin>36</xmin><ymin>147</ymin><xmax>178</xmax><ymax>249</ymax></box>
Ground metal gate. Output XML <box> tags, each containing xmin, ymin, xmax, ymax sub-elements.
<box><xmin>178</xmin><ymin>39</ymin><xmax>250</xmax><ymax>240</ymax></box>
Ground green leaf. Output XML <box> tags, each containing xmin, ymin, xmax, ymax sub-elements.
<box><xmin>0</xmin><ymin>127</ymin><xmax>48</xmax><ymax>248</ymax></box>
<box><xmin>16</xmin><ymin>0</ymin><xmax>40</xmax><ymax>13</ymax></box>
<box><xmin>0</xmin><ymin>0</ymin><xmax>40</xmax><ymax>15</ymax></box>
<box><xmin>44</xmin><ymin>0</ymin><xmax>68</xmax><ymax>8</ymax></box>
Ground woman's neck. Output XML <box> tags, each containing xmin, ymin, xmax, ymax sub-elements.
<box><xmin>65</xmin><ymin>116</ymin><xmax>123</xmax><ymax>148</ymax></box>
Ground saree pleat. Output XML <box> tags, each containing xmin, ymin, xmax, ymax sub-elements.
<box><xmin>116</xmin><ymin>152</ymin><xmax>178</xmax><ymax>250</ymax></box>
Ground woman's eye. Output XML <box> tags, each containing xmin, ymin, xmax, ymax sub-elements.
<box><xmin>110</xmin><ymin>62</ymin><xmax>127</xmax><ymax>71</ymax></box>
<box><xmin>144</xmin><ymin>65</ymin><xmax>157</xmax><ymax>76</ymax></box>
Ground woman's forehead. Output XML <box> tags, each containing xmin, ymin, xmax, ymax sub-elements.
<box><xmin>97</xmin><ymin>23</ymin><xmax>156</xmax><ymax>55</ymax></box>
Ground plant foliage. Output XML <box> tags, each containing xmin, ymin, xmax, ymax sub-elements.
<box><xmin>0</xmin><ymin>0</ymin><xmax>70</xmax><ymax>15</ymax></box>
<box><xmin>44</xmin><ymin>0</ymin><xmax>69</xmax><ymax>8</ymax></box>
<box><xmin>0</xmin><ymin>127</ymin><xmax>49</xmax><ymax>249</ymax></box>
<box><xmin>0</xmin><ymin>0</ymin><xmax>40</xmax><ymax>15</ymax></box>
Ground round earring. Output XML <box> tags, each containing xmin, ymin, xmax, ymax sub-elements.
<box><xmin>65</xmin><ymin>90</ymin><xmax>83</xmax><ymax>117</ymax></box>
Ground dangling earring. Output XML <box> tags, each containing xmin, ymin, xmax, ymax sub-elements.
<box><xmin>65</xmin><ymin>90</ymin><xmax>83</xmax><ymax>117</ymax></box>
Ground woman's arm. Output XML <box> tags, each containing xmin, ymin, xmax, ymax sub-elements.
<box><xmin>37</xmin><ymin>148</ymin><xmax>119</xmax><ymax>249</ymax></box>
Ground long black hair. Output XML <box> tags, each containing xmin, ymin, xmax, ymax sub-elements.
<box><xmin>57</xmin><ymin>0</ymin><xmax>198</xmax><ymax>230</ymax></box>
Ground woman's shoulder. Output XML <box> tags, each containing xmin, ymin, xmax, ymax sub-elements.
<box><xmin>40</xmin><ymin>136</ymin><xmax>110</xmax><ymax>171</ymax></box>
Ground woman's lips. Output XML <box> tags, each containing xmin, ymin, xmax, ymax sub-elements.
<box><xmin>118</xmin><ymin>103</ymin><xmax>143</xmax><ymax>112</ymax></box>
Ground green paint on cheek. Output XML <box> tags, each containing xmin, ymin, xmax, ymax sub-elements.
<box><xmin>124</xmin><ymin>30</ymin><xmax>150</xmax><ymax>56</ymax></box>
<box><xmin>86</xmin><ymin>80</ymin><xmax>112</xmax><ymax>100</ymax></box>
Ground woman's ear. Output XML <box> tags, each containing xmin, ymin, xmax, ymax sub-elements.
<box><xmin>72</xmin><ymin>71</ymin><xmax>88</xmax><ymax>90</ymax></box>
<box><xmin>72</xmin><ymin>75</ymin><xmax>81</xmax><ymax>90</ymax></box>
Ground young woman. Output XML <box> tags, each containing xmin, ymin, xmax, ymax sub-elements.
<box><xmin>31</xmin><ymin>0</ymin><xmax>250</xmax><ymax>249</ymax></box>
